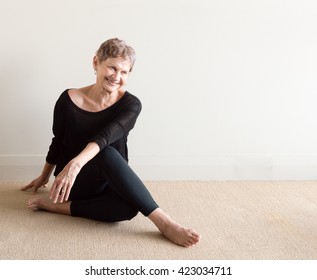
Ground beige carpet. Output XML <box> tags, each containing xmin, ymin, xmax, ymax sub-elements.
<box><xmin>0</xmin><ymin>181</ymin><xmax>316</xmax><ymax>260</ymax></box>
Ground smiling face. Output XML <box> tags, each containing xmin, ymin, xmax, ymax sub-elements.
<box><xmin>94</xmin><ymin>56</ymin><xmax>131</xmax><ymax>94</ymax></box>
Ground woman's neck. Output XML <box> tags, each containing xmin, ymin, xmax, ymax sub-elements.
<box><xmin>85</xmin><ymin>84</ymin><xmax>124</xmax><ymax>109</ymax></box>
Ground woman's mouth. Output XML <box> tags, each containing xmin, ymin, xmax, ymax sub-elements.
<box><xmin>106</xmin><ymin>78</ymin><xmax>118</xmax><ymax>87</ymax></box>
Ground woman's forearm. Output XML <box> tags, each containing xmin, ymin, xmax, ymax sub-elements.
<box><xmin>41</xmin><ymin>162</ymin><xmax>56</xmax><ymax>180</ymax></box>
<box><xmin>71</xmin><ymin>142</ymin><xmax>101</xmax><ymax>169</ymax></box>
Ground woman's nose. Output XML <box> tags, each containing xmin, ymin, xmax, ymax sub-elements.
<box><xmin>112</xmin><ymin>71</ymin><xmax>120</xmax><ymax>81</ymax></box>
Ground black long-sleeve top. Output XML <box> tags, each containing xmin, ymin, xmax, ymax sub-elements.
<box><xmin>46</xmin><ymin>89</ymin><xmax>142</xmax><ymax>176</ymax></box>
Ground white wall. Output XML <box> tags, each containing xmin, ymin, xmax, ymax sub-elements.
<box><xmin>1</xmin><ymin>0</ymin><xmax>317</xmax><ymax>180</ymax></box>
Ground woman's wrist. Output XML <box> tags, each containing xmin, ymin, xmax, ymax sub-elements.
<box><xmin>69</xmin><ymin>159</ymin><xmax>83</xmax><ymax>171</ymax></box>
<box><xmin>41</xmin><ymin>162</ymin><xmax>55</xmax><ymax>180</ymax></box>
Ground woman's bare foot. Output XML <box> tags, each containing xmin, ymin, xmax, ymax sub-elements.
<box><xmin>148</xmin><ymin>208</ymin><xmax>201</xmax><ymax>247</ymax></box>
<box><xmin>27</xmin><ymin>196</ymin><xmax>71</xmax><ymax>215</ymax></box>
<box><xmin>27</xmin><ymin>196</ymin><xmax>43</xmax><ymax>211</ymax></box>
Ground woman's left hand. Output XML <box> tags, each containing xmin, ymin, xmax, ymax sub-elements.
<box><xmin>50</xmin><ymin>160</ymin><xmax>81</xmax><ymax>203</ymax></box>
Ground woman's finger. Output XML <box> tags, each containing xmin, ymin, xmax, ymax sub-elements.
<box><xmin>50</xmin><ymin>180</ymin><xmax>62</xmax><ymax>203</ymax></box>
<box><xmin>54</xmin><ymin>183</ymin><xmax>64</xmax><ymax>203</ymax></box>
<box><xmin>59</xmin><ymin>177</ymin><xmax>73</xmax><ymax>202</ymax></box>
<box><xmin>64</xmin><ymin>186</ymin><xmax>71</xmax><ymax>201</ymax></box>
<box><xmin>59</xmin><ymin>185</ymin><xmax>68</xmax><ymax>203</ymax></box>
<box><xmin>21</xmin><ymin>181</ymin><xmax>34</xmax><ymax>191</ymax></box>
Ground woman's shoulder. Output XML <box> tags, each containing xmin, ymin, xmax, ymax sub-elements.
<box><xmin>123</xmin><ymin>91</ymin><xmax>141</xmax><ymax>104</ymax></box>
<box><xmin>54</xmin><ymin>89</ymin><xmax>75</xmax><ymax>111</ymax></box>
<box><xmin>120</xmin><ymin>91</ymin><xmax>142</xmax><ymax>114</ymax></box>
<box><xmin>57</xmin><ymin>88</ymin><xmax>86</xmax><ymax>106</ymax></box>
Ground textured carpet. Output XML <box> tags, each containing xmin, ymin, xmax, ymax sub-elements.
<box><xmin>0</xmin><ymin>181</ymin><xmax>316</xmax><ymax>260</ymax></box>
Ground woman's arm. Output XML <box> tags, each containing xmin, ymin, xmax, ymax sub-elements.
<box><xmin>90</xmin><ymin>97</ymin><xmax>141</xmax><ymax>150</ymax></box>
<box><xmin>22</xmin><ymin>92</ymin><xmax>67</xmax><ymax>193</ymax></box>
<box><xmin>46</xmin><ymin>92</ymin><xmax>67</xmax><ymax>166</ymax></box>
<box><xmin>49</xmin><ymin>142</ymin><xmax>100</xmax><ymax>203</ymax></box>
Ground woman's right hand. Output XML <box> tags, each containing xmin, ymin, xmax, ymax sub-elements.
<box><xmin>21</xmin><ymin>175</ymin><xmax>49</xmax><ymax>194</ymax></box>
<box><xmin>21</xmin><ymin>162</ymin><xmax>55</xmax><ymax>194</ymax></box>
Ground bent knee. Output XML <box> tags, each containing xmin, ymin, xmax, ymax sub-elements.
<box><xmin>98</xmin><ymin>146</ymin><xmax>126</xmax><ymax>166</ymax></box>
<box><xmin>101</xmin><ymin>146</ymin><xmax>120</xmax><ymax>158</ymax></box>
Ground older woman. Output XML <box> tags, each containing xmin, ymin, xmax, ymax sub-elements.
<box><xmin>22</xmin><ymin>38</ymin><xmax>200</xmax><ymax>247</ymax></box>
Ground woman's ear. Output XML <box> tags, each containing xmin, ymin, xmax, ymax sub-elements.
<box><xmin>93</xmin><ymin>56</ymin><xmax>98</xmax><ymax>72</ymax></box>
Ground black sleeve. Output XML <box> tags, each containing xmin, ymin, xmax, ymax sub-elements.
<box><xmin>90</xmin><ymin>98</ymin><xmax>142</xmax><ymax>150</ymax></box>
<box><xmin>45</xmin><ymin>93</ymin><xmax>66</xmax><ymax>164</ymax></box>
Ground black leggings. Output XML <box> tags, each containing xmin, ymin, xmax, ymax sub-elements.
<box><xmin>69</xmin><ymin>146</ymin><xmax>159</xmax><ymax>222</ymax></box>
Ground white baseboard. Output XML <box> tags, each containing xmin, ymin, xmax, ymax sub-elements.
<box><xmin>129</xmin><ymin>155</ymin><xmax>317</xmax><ymax>180</ymax></box>
<box><xmin>1</xmin><ymin>155</ymin><xmax>317</xmax><ymax>181</ymax></box>
<box><xmin>0</xmin><ymin>155</ymin><xmax>46</xmax><ymax>181</ymax></box>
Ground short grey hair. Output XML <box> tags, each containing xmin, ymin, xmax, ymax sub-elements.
<box><xmin>96</xmin><ymin>38</ymin><xmax>136</xmax><ymax>71</ymax></box>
